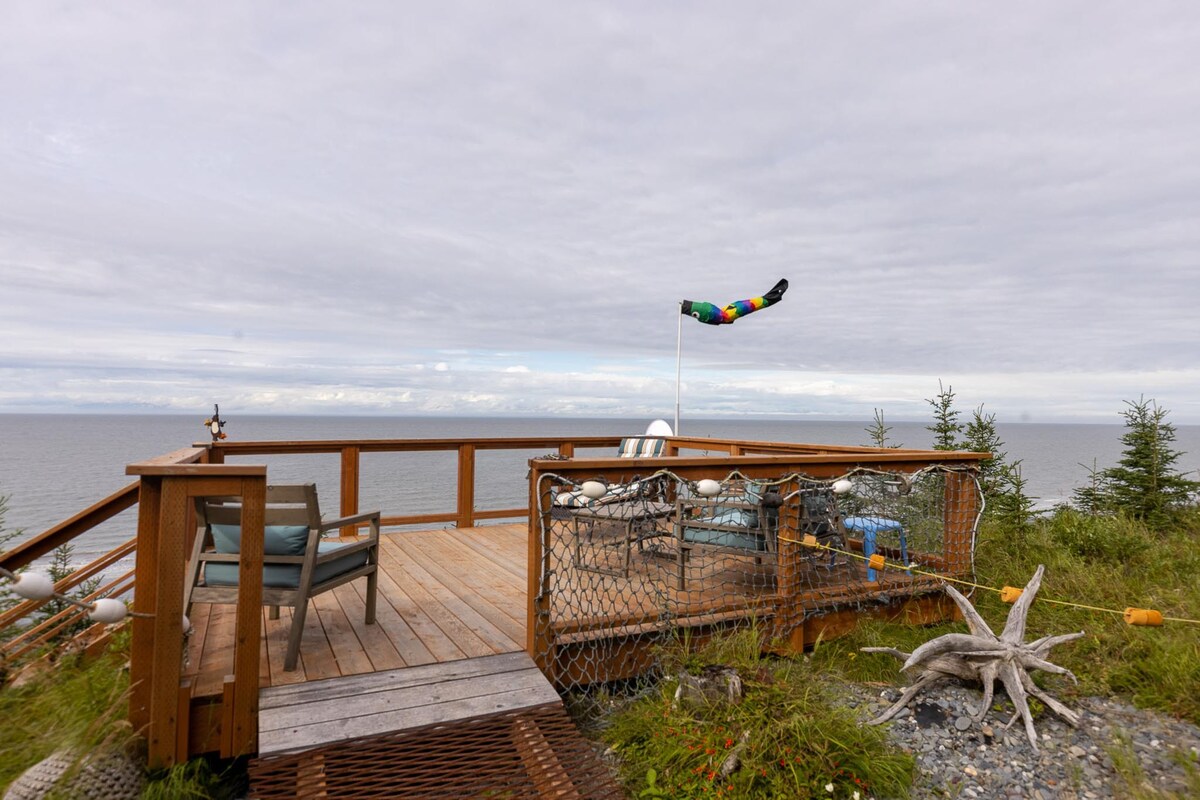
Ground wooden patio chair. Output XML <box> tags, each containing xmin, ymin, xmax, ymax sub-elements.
<box><xmin>552</xmin><ymin>436</ymin><xmax>669</xmax><ymax>510</ymax></box>
<box><xmin>185</xmin><ymin>483</ymin><xmax>380</xmax><ymax>671</ymax></box>
<box><xmin>675</xmin><ymin>480</ymin><xmax>783</xmax><ymax>588</ymax></box>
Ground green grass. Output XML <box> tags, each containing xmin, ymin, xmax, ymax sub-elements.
<box><xmin>0</xmin><ymin>632</ymin><xmax>241</xmax><ymax>798</ymax></box>
<box><xmin>600</xmin><ymin>625</ymin><xmax>913</xmax><ymax>799</ymax></box>
<box><xmin>810</xmin><ymin>507</ymin><xmax>1200</xmax><ymax>724</ymax></box>
<box><xmin>0</xmin><ymin>632</ymin><xmax>136</xmax><ymax>791</ymax></box>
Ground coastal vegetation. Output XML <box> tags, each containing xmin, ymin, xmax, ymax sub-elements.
<box><xmin>600</xmin><ymin>392</ymin><xmax>1199</xmax><ymax>798</ymax></box>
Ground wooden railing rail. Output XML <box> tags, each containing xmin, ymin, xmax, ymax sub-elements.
<box><xmin>0</xmin><ymin>483</ymin><xmax>140</xmax><ymax>573</ymax></box>
<box><xmin>2</xmin><ymin>568</ymin><xmax>136</xmax><ymax>660</ymax></box>
<box><xmin>0</xmin><ymin>537</ymin><xmax>137</xmax><ymax>632</ymax></box>
<box><xmin>206</xmin><ymin>436</ymin><xmax>627</xmax><ymax>529</ymax></box>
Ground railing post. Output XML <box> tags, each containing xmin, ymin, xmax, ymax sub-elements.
<box><xmin>340</xmin><ymin>446</ymin><xmax>360</xmax><ymax>537</ymax></box>
<box><xmin>230</xmin><ymin>475</ymin><xmax>265</xmax><ymax>756</ymax></box>
<box><xmin>126</xmin><ymin>461</ymin><xmax>267</xmax><ymax>768</ymax></box>
<box><xmin>129</xmin><ymin>476</ymin><xmax>163</xmax><ymax>739</ymax></box>
<box><xmin>456</xmin><ymin>444</ymin><xmax>476</xmax><ymax>528</ymax></box>
<box><xmin>526</xmin><ymin>462</ymin><xmax>554</xmax><ymax>681</ymax></box>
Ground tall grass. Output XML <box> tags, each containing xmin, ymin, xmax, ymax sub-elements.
<box><xmin>0</xmin><ymin>632</ymin><xmax>135</xmax><ymax>790</ymax></box>
<box><xmin>601</xmin><ymin>625</ymin><xmax>913</xmax><ymax>799</ymax></box>
<box><xmin>812</xmin><ymin>507</ymin><xmax>1200</xmax><ymax>724</ymax></box>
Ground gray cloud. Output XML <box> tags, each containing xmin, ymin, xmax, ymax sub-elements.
<box><xmin>1</xmin><ymin>2</ymin><xmax>1198</xmax><ymax>422</ymax></box>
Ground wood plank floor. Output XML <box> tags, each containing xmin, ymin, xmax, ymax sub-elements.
<box><xmin>184</xmin><ymin>524</ymin><xmax>529</xmax><ymax>698</ymax></box>
<box><xmin>257</xmin><ymin>651</ymin><xmax>559</xmax><ymax>756</ymax></box>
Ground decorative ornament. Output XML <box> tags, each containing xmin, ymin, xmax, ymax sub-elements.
<box><xmin>202</xmin><ymin>403</ymin><xmax>227</xmax><ymax>442</ymax></box>
<box><xmin>863</xmin><ymin>565</ymin><xmax>1083</xmax><ymax>753</ymax></box>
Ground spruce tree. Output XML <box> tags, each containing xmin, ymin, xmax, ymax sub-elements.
<box><xmin>1100</xmin><ymin>397</ymin><xmax>1198</xmax><ymax>526</ymax></box>
<box><xmin>865</xmin><ymin>408</ymin><xmax>902</xmax><ymax>449</ymax></box>
<box><xmin>926</xmin><ymin>381</ymin><xmax>962</xmax><ymax>451</ymax></box>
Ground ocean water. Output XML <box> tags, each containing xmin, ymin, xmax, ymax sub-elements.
<box><xmin>2</xmin><ymin>414</ymin><xmax>1198</xmax><ymax>565</ymax></box>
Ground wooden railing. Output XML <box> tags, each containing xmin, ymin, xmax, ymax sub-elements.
<box><xmin>206</xmin><ymin>436</ymin><xmax>629</xmax><ymax>528</ymax></box>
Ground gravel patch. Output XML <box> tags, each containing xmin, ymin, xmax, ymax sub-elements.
<box><xmin>841</xmin><ymin>681</ymin><xmax>1200</xmax><ymax>798</ymax></box>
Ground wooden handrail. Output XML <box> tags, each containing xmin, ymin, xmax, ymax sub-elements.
<box><xmin>0</xmin><ymin>537</ymin><xmax>137</xmax><ymax>631</ymax></box>
<box><xmin>0</xmin><ymin>483</ymin><xmax>140</xmax><ymax>573</ymax></box>
<box><xmin>3</xmin><ymin>568</ymin><xmax>136</xmax><ymax>659</ymax></box>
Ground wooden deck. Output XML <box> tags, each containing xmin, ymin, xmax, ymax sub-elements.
<box><xmin>184</xmin><ymin>524</ymin><xmax>529</xmax><ymax>698</ymax></box>
<box><xmin>184</xmin><ymin>520</ymin><xmax>935</xmax><ymax>703</ymax></box>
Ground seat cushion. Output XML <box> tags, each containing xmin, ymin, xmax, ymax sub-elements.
<box><xmin>618</xmin><ymin>437</ymin><xmax>665</xmax><ymax>457</ymax></box>
<box><xmin>682</xmin><ymin>525</ymin><xmax>767</xmax><ymax>551</ymax></box>
<box><xmin>205</xmin><ymin>540</ymin><xmax>370</xmax><ymax>588</ymax></box>
<box><xmin>210</xmin><ymin>523</ymin><xmax>310</xmax><ymax>556</ymax></box>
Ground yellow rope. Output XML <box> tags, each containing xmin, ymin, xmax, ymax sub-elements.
<box><xmin>776</xmin><ymin>535</ymin><xmax>1200</xmax><ymax>626</ymax></box>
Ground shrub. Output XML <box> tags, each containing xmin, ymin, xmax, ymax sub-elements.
<box><xmin>1047</xmin><ymin>508</ymin><xmax>1152</xmax><ymax>564</ymax></box>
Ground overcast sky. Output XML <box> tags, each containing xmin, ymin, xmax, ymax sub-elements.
<box><xmin>2</xmin><ymin>3</ymin><xmax>1198</xmax><ymax>424</ymax></box>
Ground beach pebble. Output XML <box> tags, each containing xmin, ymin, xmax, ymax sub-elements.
<box><xmin>834</xmin><ymin>680</ymin><xmax>1200</xmax><ymax>799</ymax></box>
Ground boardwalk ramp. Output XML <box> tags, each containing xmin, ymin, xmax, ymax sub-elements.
<box><xmin>249</xmin><ymin>652</ymin><xmax>623</xmax><ymax>798</ymax></box>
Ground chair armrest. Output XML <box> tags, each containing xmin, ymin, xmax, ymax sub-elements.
<box><xmin>312</xmin><ymin>536</ymin><xmax>377</xmax><ymax>564</ymax></box>
<box><xmin>318</xmin><ymin>511</ymin><xmax>381</xmax><ymax>536</ymax></box>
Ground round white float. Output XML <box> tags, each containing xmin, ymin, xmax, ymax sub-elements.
<box><xmin>89</xmin><ymin>598</ymin><xmax>129</xmax><ymax>624</ymax></box>
<box><xmin>696</xmin><ymin>479</ymin><xmax>722</xmax><ymax>497</ymax></box>
<box><xmin>832</xmin><ymin>479</ymin><xmax>854</xmax><ymax>494</ymax></box>
<box><xmin>13</xmin><ymin>573</ymin><xmax>55</xmax><ymax>601</ymax></box>
<box><xmin>580</xmin><ymin>480</ymin><xmax>608</xmax><ymax>500</ymax></box>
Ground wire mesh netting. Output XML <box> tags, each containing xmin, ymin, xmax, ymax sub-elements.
<box><xmin>249</xmin><ymin>703</ymin><xmax>625</xmax><ymax>799</ymax></box>
<box><xmin>534</xmin><ymin>466</ymin><xmax>982</xmax><ymax>690</ymax></box>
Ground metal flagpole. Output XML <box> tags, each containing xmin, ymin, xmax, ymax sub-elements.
<box><xmin>674</xmin><ymin>302</ymin><xmax>683</xmax><ymax>435</ymax></box>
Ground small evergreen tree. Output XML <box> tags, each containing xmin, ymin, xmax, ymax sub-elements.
<box><xmin>1072</xmin><ymin>459</ymin><xmax>1111</xmax><ymax>516</ymax></box>
<box><xmin>865</xmin><ymin>408</ymin><xmax>902</xmax><ymax>448</ymax></box>
<box><xmin>960</xmin><ymin>404</ymin><xmax>1006</xmax><ymax>500</ymax></box>
<box><xmin>926</xmin><ymin>381</ymin><xmax>962</xmax><ymax>451</ymax></box>
<box><xmin>1099</xmin><ymin>397</ymin><xmax>1199</xmax><ymax>526</ymax></box>
<box><xmin>991</xmin><ymin>461</ymin><xmax>1036</xmax><ymax>531</ymax></box>
<box><xmin>922</xmin><ymin>385</ymin><xmax>1032</xmax><ymax>525</ymax></box>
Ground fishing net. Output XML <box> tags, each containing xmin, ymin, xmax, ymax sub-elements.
<box><xmin>532</xmin><ymin>466</ymin><xmax>981</xmax><ymax>691</ymax></box>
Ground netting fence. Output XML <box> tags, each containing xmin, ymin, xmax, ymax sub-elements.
<box><xmin>531</xmin><ymin>463</ymin><xmax>982</xmax><ymax>691</ymax></box>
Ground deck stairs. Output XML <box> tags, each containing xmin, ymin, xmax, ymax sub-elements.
<box><xmin>248</xmin><ymin>651</ymin><xmax>623</xmax><ymax>798</ymax></box>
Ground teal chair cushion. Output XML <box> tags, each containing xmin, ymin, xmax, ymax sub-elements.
<box><xmin>682</xmin><ymin>525</ymin><xmax>767</xmax><ymax>551</ymax></box>
<box><xmin>205</xmin><ymin>540</ymin><xmax>369</xmax><ymax>588</ymax></box>
<box><xmin>210</xmin><ymin>523</ymin><xmax>310</xmax><ymax>556</ymax></box>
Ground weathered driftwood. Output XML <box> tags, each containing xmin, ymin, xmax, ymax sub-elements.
<box><xmin>862</xmin><ymin>565</ymin><xmax>1084</xmax><ymax>752</ymax></box>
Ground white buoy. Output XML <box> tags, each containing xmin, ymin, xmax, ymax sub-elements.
<box><xmin>182</xmin><ymin>614</ymin><xmax>193</xmax><ymax>635</ymax></box>
<box><xmin>580</xmin><ymin>480</ymin><xmax>608</xmax><ymax>500</ymax></box>
<box><xmin>832</xmin><ymin>479</ymin><xmax>854</xmax><ymax>495</ymax></box>
<box><xmin>696</xmin><ymin>479</ymin><xmax>722</xmax><ymax>497</ymax></box>
<box><xmin>13</xmin><ymin>573</ymin><xmax>55</xmax><ymax>601</ymax></box>
<box><xmin>88</xmin><ymin>598</ymin><xmax>128</xmax><ymax>624</ymax></box>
